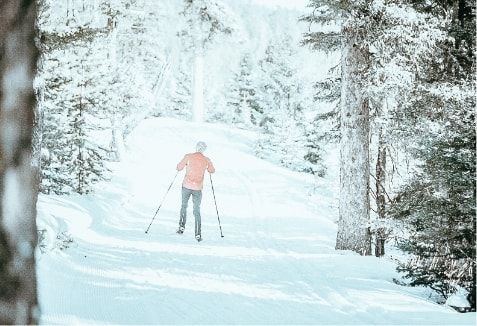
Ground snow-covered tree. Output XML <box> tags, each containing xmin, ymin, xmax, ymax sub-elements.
<box><xmin>179</xmin><ymin>0</ymin><xmax>234</xmax><ymax>122</ymax></box>
<box><xmin>304</xmin><ymin>0</ymin><xmax>475</xmax><ymax>308</ymax></box>
<box><xmin>256</xmin><ymin>114</ymin><xmax>308</xmax><ymax>170</ymax></box>
<box><xmin>38</xmin><ymin>0</ymin><xmax>162</xmax><ymax>193</ymax></box>
<box><xmin>38</xmin><ymin>2</ymin><xmax>116</xmax><ymax>194</ymax></box>
<box><xmin>302</xmin><ymin>0</ymin><xmax>450</xmax><ymax>256</ymax></box>
<box><xmin>302</xmin><ymin>0</ymin><xmax>372</xmax><ymax>255</ymax></box>
<box><xmin>387</xmin><ymin>0</ymin><xmax>476</xmax><ymax>310</ymax></box>
<box><xmin>159</xmin><ymin>58</ymin><xmax>192</xmax><ymax>120</ymax></box>
<box><xmin>255</xmin><ymin>36</ymin><xmax>303</xmax><ymax>125</ymax></box>
<box><xmin>226</xmin><ymin>54</ymin><xmax>260</xmax><ymax>125</ymax></box>
<box><xmin>0</xmin><ymin>0</ymin><xmax>39</xmax><ymax>323</ymax></box>
<box><xmin>303</xmin><ymin>119</ymin><xmax>327</xmax><ymax>177</ymax></box>
<box><xmin>253</xmin><ymin>35</ymin><xmax>322</xmax><ymax>173</ymax></box>
<box><xmin>362</xmin><ymin>1</ymin><xmax>446</xmax><ymax>257</ymax></box>
<box><xmin>41</xmin><ymin>43</ymin><xmax>112</xmax><ymax>194</ymax></box>
<box><xmin>66</xmin><ymin>54</ymin><xmax>111</xmax><ymax>194</ymax></box>
<box><xmin>308</xmin><ymin>65</ymin><xmax>341</xmax><ymax>143</ymax></box>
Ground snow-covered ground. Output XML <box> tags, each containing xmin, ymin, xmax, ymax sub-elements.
<box><xmin>36</xmin><ymin>118</ymin><xmax>475</xmax><ymax>325</ymax></box>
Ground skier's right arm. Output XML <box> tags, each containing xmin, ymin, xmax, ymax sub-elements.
<box><xmin>176</xmin><ymin>155</ymin><xmax>188</xmax><ymax>171</ymax></box>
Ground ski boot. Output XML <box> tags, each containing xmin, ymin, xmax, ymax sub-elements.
<box><xmin>176</xmin><ymin>226</ymin><xmax>185</xmax><ymax>234</ymax></box>
<box><xmin>195</xmin><ymin>235</ymin><xmax>202</xmax><ymax>242</ymax></box>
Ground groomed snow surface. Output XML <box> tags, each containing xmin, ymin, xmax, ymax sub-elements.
<box><xmin>36</xmin><ymin>118</ymin><xmax>475</xmax><ymax>325</ymax></box>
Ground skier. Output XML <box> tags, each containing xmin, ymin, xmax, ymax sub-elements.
<box><xmin>176</xmin><ymin>141</ymin><xmax>215</xmax><ymax>242</ymax></box>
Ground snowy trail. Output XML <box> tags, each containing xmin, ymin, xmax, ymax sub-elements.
<box><xmin>36</xmin><ymin>118</ymin><xmax>474</xmax><ymax>325</ymax></box>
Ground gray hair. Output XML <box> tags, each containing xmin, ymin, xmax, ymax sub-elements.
<box><xmin>196</xmin><ymin>141</ymin><xmax>207</xmax><ymax>153</ymax></box>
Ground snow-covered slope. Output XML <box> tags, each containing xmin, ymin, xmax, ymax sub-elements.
<box><xmin>36</xmin><ymin>118</ymin><xmax>474</xmax><ymax>325</ymax></box>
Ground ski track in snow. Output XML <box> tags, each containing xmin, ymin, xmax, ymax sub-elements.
<box><xmin>36</xmin><ymin>118</ymin><xmax>475</xmax><ymax>325</ymax></box>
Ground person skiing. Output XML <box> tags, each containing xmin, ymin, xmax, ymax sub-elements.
<box><xmin>176</xmin><ymin>141</ymin><xmax>215</xmax><ymax>242</ymax></box>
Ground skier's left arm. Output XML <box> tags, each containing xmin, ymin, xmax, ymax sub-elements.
<box><xmin>207</xmin><ymin>158</ymin><xmax>215</xmax><ymax>173</ymax></box>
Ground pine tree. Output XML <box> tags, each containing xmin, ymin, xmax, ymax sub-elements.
<box><xmin>363</xmin><ymin>1</ymin><xmax>445</xmax><ymax>257</ymax></box>
<box><xmin>99</xmin><ymin>0</ymin><xmax>170</xmax><ymax>141</ymax></box>
<box><xmin>256</xmin><ymin>113</ymin><xmax>308</xmax><ymax>171</ymax></box>
<box><xmin>163</xmin><ymin>63</ymin><xmax>192</xmax><ymax>120</ymax></box>
<box><xmin>302</xmin><ymin>0</ymin><xmax>450</xmax><ymax>256</ymax></box>
<box><xmin>256</xmin><ymin>36</ymin><xmax>302</xmax><ymax>125</ymax></box>
<box><xmin>38</xmin><ymin>9</ymin><xmax>112</xmax><ymax>194</ymax></box>
<box><xmin>303</xmin><ymin>119</ymin><xmax>327</xmax><ymax>177</ymax></box>
<box><xmin>253</xmin><ymin>36</ymin><xmax>321</xmax><ymax>173</ymax></box>
<box><xmin>302</xmin><ymin>0</ymin><xmax>372</xmax><ymax>255</ymax></box>
<box><xmin>308</xmin><ymin>65</ymin><xmax>341</xmax><ymax>143</ymax></box>
<box><xmin>389</xmin><ymin>87</ymin><xmax>475</xmax><ymax>306</ymax></box>
<box><xmin>40</xmin><ymin>62</ymin><xmax>74</xmax><ymax>194</ymax></box>
<box><xmin>226</xmin><ymin>54</ymin><xmax>260</xmax><ymax>126</ymax></box>
<box><xmin>65</xmin><ymin>56</ymin><xmax>110</xmax><ymax>194</ymax></box>
<box><xmin>179</xmin><ymin>0</ymin><xmax>234</xmax><ymax>122</ymax></box>
<box><xmin>387</xmin><ymin>0</ymin><xmax>476</xmax><ymax>310</ymax></box>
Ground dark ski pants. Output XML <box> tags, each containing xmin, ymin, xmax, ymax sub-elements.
<box><xmin>179</xmin><ymin>186</ymin><xmax>202</xmax><ymax>237</ymax></box>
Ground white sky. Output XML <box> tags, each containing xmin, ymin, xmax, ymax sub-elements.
<box><xmin>251</xmin><ymin>0</ymin><xmax>309</xmax><ymax>10</ymax></box>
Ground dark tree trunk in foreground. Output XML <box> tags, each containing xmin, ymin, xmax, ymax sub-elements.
<box><xmin>0</xmin><ymin>0</ymin><xmax>39</xmax><ymax>324</ymax></box>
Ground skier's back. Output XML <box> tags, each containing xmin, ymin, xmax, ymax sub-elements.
<box><xmin>177</xmin><ymin>152</ymin><xmax>215</xmax><ymax>191</ymax></box>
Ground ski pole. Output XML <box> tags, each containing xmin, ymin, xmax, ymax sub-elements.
<box><xmin>209</xmin><ymin>173</ymin><xmax>224</xmax><ymax>238</ymax></box>
<box><xmin>145</xmin><ymin>171</ymin><xmax>179</xmax><ymax>234</ymax></box>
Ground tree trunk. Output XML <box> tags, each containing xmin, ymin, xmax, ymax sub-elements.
<box><xmin>108</xmin><ymin>16</ymin><xmax>125</xmax><ymax>161</ymax></box>
<box><xmin>191</xmin><ymin>0</ymin><xmax>205</xmax><ymax>123</ymax></box>
<box><xmin>241</xmin><ymin>93</ymin><xmax>251</xmax><ymax>125</ymax></box>
<box><xmin>33</xmin><ymin>83</ymin><xmax>44</xmax><ymax>184</ymax></box>
<box><xmin>375</xmin><ymin>129</ymin><xmax>386</xmax><ymax>257</ymax></box>
<box><xmin>192</xmin><ymin>52</ymin><xmax>205</xmax><ymax>122</ymax></box>
<box><xmin>77</xmin><ymin>86</ymin><xmax>84</xmax><ymax>194</ymax></box>
<box><xmin>110</xmin><ymin>116</ymin><xmax>125</xmax><ymax>161</ymax></box>
<box><xmin>66</xmin><ymin>0</ymin><xmax>74</xmax><ymax>25</ymax></box>
<box><xmin>336</xmin><ymin>27</ymin><xmax>371</xmax><ymax>255</ymax></box>
<box><xmin>0</xmin><ymin>0</ymin><xmax>39</xmax><ymax>323</ymax></box>
<box><xmin>108</xmin><ymin>16</ymin><xmax>118</xmax><ymax>67</ymax></box>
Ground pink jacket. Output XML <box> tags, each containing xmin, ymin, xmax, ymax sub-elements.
<box><xmin>176</xmin><ymin>152</ymin><xmax>215</xmax><ymax>190</ymax></box>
